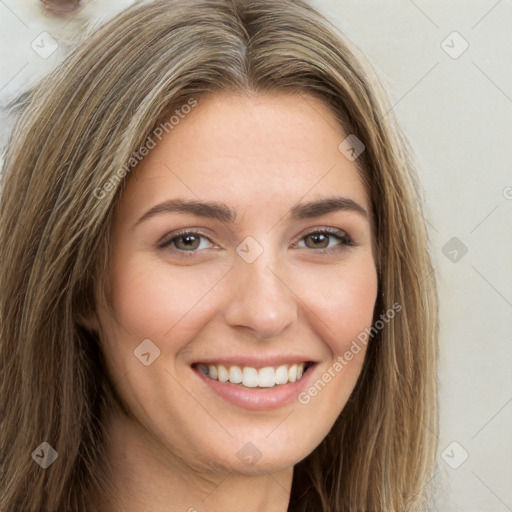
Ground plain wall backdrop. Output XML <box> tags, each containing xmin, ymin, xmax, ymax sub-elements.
<box><xmin>1</xmin><ymin>1</ymin><xmax>511</xmax><ymax>511</ymax></box>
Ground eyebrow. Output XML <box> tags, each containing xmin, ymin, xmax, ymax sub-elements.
<box><xmin>134</xmin><ymin>195</ymin><xmax>368</xmax><ymax>227</ymax></box>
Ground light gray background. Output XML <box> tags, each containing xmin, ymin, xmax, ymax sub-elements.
<box><xmin>1</xmin><ymin>1</ymin><xmax>511</xmax><ymax>510</ymax></box>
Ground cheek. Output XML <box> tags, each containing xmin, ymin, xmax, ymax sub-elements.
<box><xmin>106</xmin><ymin>248</ymin><xmax>232</xmax><ymax>347</ymax></box>
<box><xmin>293</xmin><ymin>259</ymin><xmax>378</xmax><ymax>418</ymax></box>
<box><xmin>297</xmin><ymin>257</ymin><xmax>379</xmax><ymax>354</ymax></box>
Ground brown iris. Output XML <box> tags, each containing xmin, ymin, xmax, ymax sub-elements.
<box><xmin>174</xmin><ymin>234</ymin><xmax>201</xmax><ymax>251</ymax></box>
<box><xmin>304</xmin><ymin>232</ymin><xmax>330</xmax><ymax>249</ymax></box>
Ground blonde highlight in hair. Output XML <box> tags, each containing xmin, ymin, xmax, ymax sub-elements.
<box><xmin>0</xmin><ymin>1</ymin><xmax>439</xmax><ymax>510</ymax></box>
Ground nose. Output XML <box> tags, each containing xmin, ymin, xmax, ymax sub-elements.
<box><xmin>223</xmin><ymin>251</ymin><xmax>298</xmax><ymax>340</ymax></box>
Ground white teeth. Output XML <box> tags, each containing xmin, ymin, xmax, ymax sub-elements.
<box><xmin>275</xmin><ymin>365</ymin><xmax>288</xmax><ymax>385</ymax></box>
<box><xmin>229</xmin><ymin>365</ymin><xmax>243</xmax><ymax>384</ymax></box>
<box><xmin>196</xmin><ymin>362</ymin><xmax>308</xmax><ymax>388</ymax></box>
<box><xmin>288</xmin><ymin>365</ymin><xmax>297</xmax><ymax>383</ymax></box>
<box><xmin>208</xmin><ymin>365</ymin><xmax>218</xmax><ymax>380</ymax></box>
<box><xmin>218</xmin><ymin>365</ymin><xmax>229</xmax><ymax>383</ymax></box>
<box><xmin>258</xmin><ymin>367</ymin><xmax>275</xmax><ymax>387</ymax></box>
<box><xmin>242</xmin><ymin>367</ymin><xmax>259</xmax><ymax>387</ymax></box>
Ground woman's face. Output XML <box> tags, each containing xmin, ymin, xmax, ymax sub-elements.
<box><xmin>97</xmin><ymin>92</ymin><xmax>378</xmax><ymax>476</ymax></box>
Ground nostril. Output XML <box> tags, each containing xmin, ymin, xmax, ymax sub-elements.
<box><xmin>40</xmin><ymin>0</ymin><xmax>82</xmax><ymax>15</ymax></box>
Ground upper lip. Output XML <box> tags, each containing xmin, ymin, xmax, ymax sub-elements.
<box><xmin>191</xmin><ymin>355</ymin><xmax>318</xmax><ymax>369</ymax></box>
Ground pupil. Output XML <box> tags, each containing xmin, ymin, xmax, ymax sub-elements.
<box><xmin>310</xmin><ymin>233</ymin><xmax>328</xmax><ymax>248</ymax></box>
<box><xmin>179</xmin><ymin>235</ymin><xmax>198</xmax><ymax>249</ymax></box>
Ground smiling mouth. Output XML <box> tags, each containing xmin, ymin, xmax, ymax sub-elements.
<box><xmin>192</xmin><ymin>362</ymin><xmax>314</xmax><ymax>389</ymax></box>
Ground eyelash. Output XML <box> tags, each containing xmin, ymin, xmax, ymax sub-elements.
<box><xmin>158</xmin><ymin>227</ymin><xmax>354</xmax><ymax>256</ymax></box>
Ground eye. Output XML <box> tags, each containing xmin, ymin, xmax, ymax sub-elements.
<box><xmin>158</xmin><ymin>227</ymin><xmax>354</xmax><ymax>256</ymax></box>
<box><xmin>158</xmin><ymin>230</ymin><xmax>215</xmax><ymax>253</ymax></box>
<box><xmin>295</xmin><ymin>228</ymin><xmax>354</xmax><ymax>254</ymax></box>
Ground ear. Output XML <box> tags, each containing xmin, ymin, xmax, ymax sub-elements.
<box><xmin>74</xmin><ymin>310</ymin><xmax>101</xmax><ymax>334</ymax></box>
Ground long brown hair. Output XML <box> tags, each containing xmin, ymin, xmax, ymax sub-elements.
<box><xmin>0</xmin><ymin>1</ymin><xmax>439</xmax><ymax>510</ymax></box>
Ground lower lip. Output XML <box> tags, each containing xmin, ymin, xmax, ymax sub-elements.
<box><xmin>193</xmin><ymin>365</ymin><xmax>316</xmax><ymax>411</ymax></box>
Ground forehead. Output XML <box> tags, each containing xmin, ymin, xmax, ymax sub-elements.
<box><xmin>119</xmin><ymin>92</ymin><xmax>370</xmax><ymax>222</ymax></box>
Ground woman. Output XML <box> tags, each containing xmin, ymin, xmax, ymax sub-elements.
<box><xmin>0</xmin><ymin>0</ymin><xmax>439</xmax><ymax>510</ymax></box>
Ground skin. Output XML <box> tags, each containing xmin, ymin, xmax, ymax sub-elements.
<box><xmin>92</xmin><ymin>92</ymin><xmax>378</xmax><ymax>512</ymax></box>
